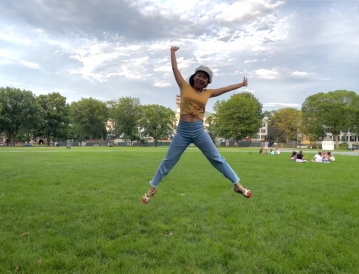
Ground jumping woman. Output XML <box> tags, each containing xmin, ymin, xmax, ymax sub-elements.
<box><xmin>142</xmin><ymin>46</ymin><xmax>252</xmax><ymax>203</ymax></box>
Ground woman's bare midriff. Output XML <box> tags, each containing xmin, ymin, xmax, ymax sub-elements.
<box><xmin>180</xmin><ymin>114</ymin><xmax>202</xmax><ymax>122</ymax></box>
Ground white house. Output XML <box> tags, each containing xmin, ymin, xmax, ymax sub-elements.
<box><xmin>322</xmin><ymin>136</ymin><xmax>334</xmax><ymax>151</ymax></box>
<box><xmin>255</xmin><ymin>117</ymin><xmax>269</xmax><ymax>141</ymax></box>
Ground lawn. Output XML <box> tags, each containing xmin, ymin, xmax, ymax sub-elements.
<box><xmin>0</xmin><ymin>147</ymin><xmax>358</xmax><ymax>274</ymax></box>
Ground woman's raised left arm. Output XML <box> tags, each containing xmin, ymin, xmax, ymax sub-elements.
<box><xmin>211</xmin><ymin>77</ymin><xmax>248</xmax><ymax>98</ymax></box>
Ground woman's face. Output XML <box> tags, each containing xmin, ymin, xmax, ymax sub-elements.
<box><xmin>193</xmin><ymin>71</ymin><xmax>209</xmax><ymax>89</ymax></box>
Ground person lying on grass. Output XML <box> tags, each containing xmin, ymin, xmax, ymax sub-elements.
<box><xmin>142</xmin><ymin>46</ymin><xmax>252</xmax><ymax>204</ymax></box>
<box><xmin>296</xmin><ymin>150</ymin><xmax>307</xmax><ymax>163</ymax></box>
<box><xmin>321</xmin><ymin>150</ymin><xmax>328</xmax><ymax>162</ymax></box>
<box><xmin>327</xmin><ymin>151</ymin><xmax>335</xmax><ymax>162</ymax></box>
<box><xmin>311</xmin><ymin>151</ymin><xmax>323</xmax><ymax>162</ymax></box>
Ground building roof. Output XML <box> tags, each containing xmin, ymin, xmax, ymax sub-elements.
<box><xmin>323</xmin><ymin>136</ymin><xmax>333</xmax><ymax>141</ymax></box>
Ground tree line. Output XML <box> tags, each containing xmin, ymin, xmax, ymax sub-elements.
<box><xmin>0</xmin><ymin>87</ymin><xmax>175</xmax><ymax>147</ymax></box>
<box><xmin>0</xmin><ymin>87</ymin><xmax>358</xmax><ymax>149</ymax></box>
<box><xmin>263</xmin><ymin>90</ymin><xmax>359</xmax><ymax>149</ymax></box>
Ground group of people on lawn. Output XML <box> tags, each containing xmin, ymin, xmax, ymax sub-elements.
<box><xmin>259</xmin><ymin>148</ymin><xmax>280</xmax><ymax>155</ymax></box>
<box><xmin>290</xmin><ymin>150</ymin><xmax>335</xmax><ymax>163</ymax></box>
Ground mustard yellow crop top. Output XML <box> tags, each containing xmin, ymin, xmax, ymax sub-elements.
<box><xmin>180</xmin><ymin>82</ymin><xmax>213</xmax><ymax>120</ymax></box>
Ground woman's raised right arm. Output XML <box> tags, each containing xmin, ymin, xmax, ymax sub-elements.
<box><xmin>171</xmin><ymin>46</ymin><xmax>186</xmax><ymax>88</ymax></box>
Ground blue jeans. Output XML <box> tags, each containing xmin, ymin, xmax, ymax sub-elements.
<box><xmin>150</xmin><ymin>120</ymin><xmax>240</xmax><ymax>188</ymax></box>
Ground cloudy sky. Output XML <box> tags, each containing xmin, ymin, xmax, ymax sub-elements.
<box><xmin>0</xmin><ymin>0</ymin><xmax>358</xmax><ymax>113</ymax></box>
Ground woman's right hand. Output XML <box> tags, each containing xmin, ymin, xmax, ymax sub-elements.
<box><xmin>171</xmin><ymin>46</ymin><xmax>180</xmax><ymax>52</ymax></box>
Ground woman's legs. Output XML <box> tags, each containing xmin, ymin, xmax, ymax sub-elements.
<box><xmin>194</xmin><ymin>131</ymin><xmax>251</xmax><ymax>197</ymax></box>
<box><xmin>142</xmin><ymin>132</ymin><xmax>190</xmax><ymax>204</ymax></box>
<box><xmin>194</xmin><ymin>131</ymin><xmax>239</xmax><ymax>184</ymax></box>
<box><xmin>143</xmin><ymin>121</ymin><xmax>252</xmax><ymax>203</ymax></box>
<box><xmin>150</xmin><ymin>132</ymin><xmax>191</xmax><ymax>188</ymax></box>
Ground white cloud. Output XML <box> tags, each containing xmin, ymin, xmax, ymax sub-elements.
<box><xmin>214</xmin><ymin>0</ymin><xmax>284</xmax><ymax>22</ymax></box>
<box><xmin>252</xmin><ymin>68</ymin><xmax>279</xmax><ymax>79</ymax></box>
<box><xmin>0</xmin><ymin>0</ymin><xmax>357</xmax><ymax>112</ymax></box>
<box><xmin>0</xmin><ymin>29</ymin><xmax>33</xmax><ymax>45</ymax></box>
<box><xmin>242</xmin><ymin>88</ymin><xmax>256</xmax><ymax>94</ymax></box>
<box><xmin>252</xmin><ymin>46</ymin><xmax>268</xmax><ymax>52</ymax></box>
<box><xmin>153</xmin><ymin>81</ymin><xmax>171</xmax><ymax>88</ymax></box>
<box><xmin>5</xmin><ymin>81</ymin><xmax>26</xmax><ymax>86</ymax></box>
<box><xmin>292</xmin><ymin>71</ymin><xmax>308</xmax><ymax>77</ymax></box>
<box><xmin>244</xmin><ymin>59</ymin><xmax>258</xmax><ymax>64</ymax></box>
<box><xmin>69</xmin><ymin>42</ymin><xmax>151</xmax><ymax>81</ymax></box>
<box><xmin>153</xmin><ymin>64</ymin><xmax>171</xmax><ymax>73</ymax></box>
<box><xmin>264</xmin><ymin>102</ymin><xmax>300</xmax><ymax>108</ymax></box>
<box><xmin>19</xmin><ymin>61</ymin><xmax>41</xmax><ymax>69</ymax></box>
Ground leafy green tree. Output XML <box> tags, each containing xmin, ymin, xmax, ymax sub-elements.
<box><xmin>16</xmin><ymin>126</ymin><xmax>38</xmax><ymax>144</ymax></box>
<box><xmin>0</xmin><ymin>87</ymin><xmax>43</xmax><ymax>146</ymax></box>
<box><xmin>114</xmin><ymin>97</ymin><xmax>141</xmax><ymax>145</ymax></box>
<box><xmin>301</xmin><ymin>93</ymin><xmax>326</xmax><ymax>146</ymax></box>
<box><xmin>205</xmin><ymin>115</ymin><xmax>219</xmax><ymax>145</ymax></box>
<box><xmin>351</xmin><ymin>95</ymin><xmax>359</xmax><ymax>135</ymax></box>
<box><xmin>263</xmin><ymin>110</ymin><xmax>275</xmax><ymax>119</ymax></box>
<box><xmin>36</xmin><ymin>92</ymin><xmax>70</xmax><ymax>146</ymax></box>
<box><xmin>106</xmin><ymin>100</ymin><xmax>118</xmax><ymax>120</ymax></box>
<box><xmin>68</xmin><ymin>123</ymin><xmax>84</xmax><ymax>140</ymax></box>
<box><xmin>214</xmin><ymin>92</ymin><xmax>263</xmax><ymax>146</ymax></box>
<box><xmin>70</xmin><ymin>98</ymin><xmax>109</xmax><ymax>140</ymax></box>
<box><xmin>301</xmin><ymin>119</ymin><xmax>325</xmax><ymax>146</ymax></box>
<box><xmin>106</xmin><ymin>100</ymin><xmax>118</xmax><ymax>140</ymax></box>
<box><xmin>267</xmin><ymin>121</ymin><xmax>285</xmax><ymax>147</ymax></box>
<box><xmin>302</xmin><ymin>90</ymin><xmax>358</xmax><ymax>149</ymax></box>
<box><xmin>270</xmin><ymin>108</ymin><xmax>302</xmax><ymax>144</ymax></box>
<box><xmin>138</xmin><ymin>104</ymin><xmax>176</xmax><ymax>147</ymax></box>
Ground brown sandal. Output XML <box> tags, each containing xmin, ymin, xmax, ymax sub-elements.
<box><xmin>234</xmin><ymin>187</ymin><xmax>252</xmax><ymax>198</ymax></box>
<box><xmin>142</xmin><ymin>189</ymin><xmax>157</xmax><ymax>204</ymax></box>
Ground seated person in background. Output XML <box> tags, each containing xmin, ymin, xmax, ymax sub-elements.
<box><xmin>269</xmin><ymin>149</ymin><xmax>275</xmax><ymax>154</ymax></box>
<box><xmin>296</xmin><ymin>150</ymin><xmax>307</xmax><ymax>163</ymax></box>
<box><xmin>291</xmin><ymin>151</ymin><xmax>297</xmax><ymax>161</ymax></box>
<box><xmin>322</xmin><ymin>150</ymin><xmax>330</xmax><ymax>163</ymax></box>
<box><xmin>275</xmin><ymin>148</ymin><xmax>280</xmax><ymax>154</ymax></box>
<box><xmin>311</xmin><ymin>151</ymin><xmax>322</xmax><ymax>162</ymax></box>
<box><xmin>327</xmin><ymin>151</ymin><xmax>335</xmax><ymax>162</ymax></box>
<box><xmin>259</xmin><ymin>148</ymin><xmax>263</xmax><ymax>154</ymax></box>
<box><xmin>263</xmin><ymin>141</ymin><xmax>269</xmax><ymax>154</ymax></box>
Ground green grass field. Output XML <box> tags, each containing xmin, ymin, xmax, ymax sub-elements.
<box><xmin>0</xmin><ymin>147</ymin><xmax>358</xmax><ymax>274</ymax></box>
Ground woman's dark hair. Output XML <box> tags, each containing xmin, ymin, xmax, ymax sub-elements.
<box><xmin>189</xmin><ymin>71</ymin><xmax>210</xmax><ymax>88</ymax></box>
<box><xmin>291</xmin><ymin>151</ymin><xmax>297</xmax><ymax>156</ymax></box>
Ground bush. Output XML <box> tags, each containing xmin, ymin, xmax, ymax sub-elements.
<box><xmin>339</xmin><ymin>142</ymin><xmax>348</xmax><ymax>150</ymax></box>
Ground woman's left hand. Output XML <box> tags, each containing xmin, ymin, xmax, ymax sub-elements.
<box><xmin>242</xmin><ymin>77</ymin><xmax>248</xmax><ymax>87</ymax></box>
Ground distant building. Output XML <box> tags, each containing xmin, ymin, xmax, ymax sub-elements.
<box><xmin>105</xmin><ymin>118</ymin><xmax>116</xmax><ymax>139</ymax></box>
<box><xmin>322</xmin><ymin>128</ymin><xmax>358</xmax><ymax>149</ymax></box>
<box><xmin>0</xmin><ymin>132</ymin><xmax>6</xmax><ymax>144</ymax></box>
<box><xmin>322</xmin><ymin>136</ymin><xmax>334</xmax><ymax>150</ymax></box>
<box><xmin>298</xmin><ymin>128</ymin><xmax>359</xmax><ymax>149</ymax></box>
<box><xmin>254</xmin><ymin>117</ymin><xmax>269</xmax><ymax>142</ymax></box>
